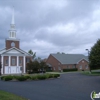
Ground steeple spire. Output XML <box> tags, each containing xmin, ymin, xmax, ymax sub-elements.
<box><xmin>9</xmin><ymin>7</ymin><xmax>16</xmax><ymax>39</ymax></box>
<box><xmin>11</xmin><ymin>7</ymin><xmax>15</xmax><ymax>24</ymax></box>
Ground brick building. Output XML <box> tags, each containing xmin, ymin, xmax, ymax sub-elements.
<box><xmin>46</xmin><ymin>54</ymin><xmax>89</xmax><ymax>72</ymax></box>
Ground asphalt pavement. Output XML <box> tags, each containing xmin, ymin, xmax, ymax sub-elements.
<box><xmin>0</xmin><ymin>72</ymin><xmax>100</xmax><ymax>100</ymax></box>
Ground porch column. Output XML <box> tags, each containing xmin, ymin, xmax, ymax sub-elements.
<box><xmin>9</xmin><ymin>56</ymin><xmax>11</xmax><ymax>74</ymax></box>
<box><xmin>17</xmin><ymin>56</ymin><xmax>19</xmax><ymax>66</ymax></box>
<box><xmin>1</xmin><ymin>55</ymin><xmax>3</xmax><ymax>74</ymax></box>
<box><xmin>23</xmin><ymin>56</ymin><xmax>25</xmax><ymax>73</ymax></box>
<box><xmin>9</xmin><ymin>56</ymin><xmax>11</xmax><ymax>66</ymax></box>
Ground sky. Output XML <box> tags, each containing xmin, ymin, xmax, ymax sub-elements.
<box><xmin>0</xmin><ymin>0</ymin><xmax>100</xmax><ymax>58</ymax></box>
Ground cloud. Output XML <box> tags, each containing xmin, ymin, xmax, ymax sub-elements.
<box><xmin>0</xmin><ymin>0</ymin><xmax>100</xmax><ymax>58</ymax></box>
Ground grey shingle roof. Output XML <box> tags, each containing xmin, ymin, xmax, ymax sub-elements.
<box><xmin>51</xmin><ymin>54</ymin><xmax>88</xmax><ymax>64</ymax></box>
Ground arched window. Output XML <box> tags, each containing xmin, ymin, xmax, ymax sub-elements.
<box><xmin>11</xmin><ymin>42</ymin><xmax>15</xmax><ymax>47</ymax></box>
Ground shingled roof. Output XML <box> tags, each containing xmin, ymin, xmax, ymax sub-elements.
<box><xmin>51</xmin><ymin>54</ymin><xmax>88</xmax><ymax>64</ymax></box>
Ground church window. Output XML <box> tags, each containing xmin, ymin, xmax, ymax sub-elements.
<box><xmin>11</xmin><ymin>42</ymin><xmax>15</xmax><ymax>47</ymax></box>
<box><xmin>58</xmin><ymin>66</ymin><xmax>61</xmax><ymax>70</ymax></box>
<box><xmin>72</xmin><ymin>65</ymin><xmax>75</xmax><ymax>68</ymax></box>
<box><xmin>19</xmin><ymin>59</ymin><xmax>22</xmax><ymax>65</ymax></box>
<box><xmin>5</xmin><ymin>59</ymin><xmax>8</xmax><ymax>65</ymax></box>
<box><xmin>85</xmin><ymin>65</ymin><xmax>88</xmax><ymax>69</ymax></box>
<box><xmin>80</xmin><ymin>65</ymin><xmax>82</xmax><ymax>69</ymax></box>
<box><xmin>12</xmin><ymin>58</ymin><xmax>16</xmax><ymax>65</ymax></box>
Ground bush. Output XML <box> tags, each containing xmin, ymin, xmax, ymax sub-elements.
<box><xmin>31</xmin><ymin>76</ymin><xmax>38</xmax><ymax>80</ymax></box>
<box><xmin>48</xmin><ymin>74</ymin><xmax>54</xmax><ymax>78</ymax></box>
<box><xmin>37</xmin><ymin>75</ymin><xmax>46</xmax><ymax>80</ymax></box>
<box><xmin>1</xmin><ymin>76</ymin><xmax>5</xmax><ymax>80</ymax></box>
<box><xmin>15</xmin><ymin>76</ymin><xmax>27</xmax><ymax>81</ymax></box>
<box><xmin>3</xmin><ymin>76</ymin><xmax>13</xmax><ymax>81</ymax></box>
<box><xmin>54</xmin><ymin>74</ymin><xmax>60</xmax><ymax>78</ymax></box>
<box><xmin>24</xmin><ymin>75</ymin><xmax>31</xmax><ymax>79</ymax></box>
<box><xmin>1</xmin><ymin>73</ymin><xmax>60</xmax><ymax>81</ymax></box>
<box><xmin>63</xmin><ymin>68</ymin><xmax>78</xmax><ymax>72</ymax></box>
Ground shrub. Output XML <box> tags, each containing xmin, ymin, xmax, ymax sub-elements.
<box><xmin>37</xmin><ymin>75</ymin><xmax>46</xmax><ymax>80</ymax></box>
<box><xmin>48</xmin><ymin>74</ymin><xmax>54</xmax><ymax>78</ymax></box>
<box><xmin>3</xmin><ymin>76</ymin><xmax>13</xmax><ymax>81</ymax></box>
<box><xmin>15</xmin><ymin>76</ymin><xmax>27</xmax><ymax>81</ymax></box>
<box><xmin>63</xmin><ymin>68</ymin><xmax>78</xmax><ymax>72</ymax></box>
<box><xmin>54</xmin><ymin>74</ymin><xmax>60</xmax><ymax>78</ymax></box>
<box><xmin>1</xmin><ymin>76</ymin><xmax>5</xmax><ymax>80</ymax></box>
<box><xmin>24</xmin><ymin>75</ymin><xmax>31</xmax><ymax>79</ymax></box>
<box><xmin>31</xmin><ymin>76</ymin><xmax>38</xmax><ymax>80</ymax></box>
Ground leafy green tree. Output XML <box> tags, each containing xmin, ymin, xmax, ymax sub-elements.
<box><xmin>28</xmin><ymin>50</ymin><xmax>36</xmax><ymax>60</ymax></box>
<box><xmin>89</xmin><ymin>39</ymin><xmax>100</xmax><ymax>70</ymax></box>
<box><xmin>26</xmin><ymin>60</ymin><xmax>49</xmax><ymax>74</ymax></box>
<box><xmin>40</xmin><ymin>61</ymin><xmax>47</xmax><ymax>71</ymax></box>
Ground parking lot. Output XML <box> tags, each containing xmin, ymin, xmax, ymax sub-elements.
<box><xmin>0</xmin><ymin>72</ymin><xmax>100</xmax><ymax>100</ymax></box>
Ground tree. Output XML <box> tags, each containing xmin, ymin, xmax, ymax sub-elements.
<box><xmin>57</xmin><ymin>52</ymin><xmax>60</xmax><ymax>54</ymax></box>
<box><xmin>26</xmin><ymin>60</ymin><xmax>49</xmax><ymax>74</ymax></box>
<box><xmin>89</xmin><ymin>39</ymin><xmax>100</xmax><ymax>70</ymax></box>
<box><xmin>39</xmin><ymin>61</ymin><xmax>47</xmax><ymax>71</ymax></box>
<box><xmin>62</xmin><ymin>52</ymin><xmax>65</xmax><ymax>54</ymax></box>
<box><xmin>26</xmin><ymin>60</ymin><xmax>40</xmax><ymax>73</ymax></box>
<box><xmin>28</xmin><ymin>50</ymin><xmax>36</xmax><ymax>60</ymax></box>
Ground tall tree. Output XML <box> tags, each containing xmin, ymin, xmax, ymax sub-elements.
<box><xmin>28</xmin><ymin>50</ymin><xmax>36</xmax><ymax>60</ymax></box>
<box><xmin>89</xmin><ymin>39</ymin><xmax>100</xmax><ymax>70</ymax></box>
<box><xmin>57</xmin><ymin>52</ymin><xmax>60</xmax><ymax>54</ymax></box>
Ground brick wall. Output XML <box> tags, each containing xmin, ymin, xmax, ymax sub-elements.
<box><xmin>6</xmin><ymin>40</ymin><xmax>19</xmax><ymax>49</ymax></box>
<box><xmin>46</xmin><ymin>55</ymin><xmax>61</xmax><ymax>71</ymax></box>
<box><xmin>76</xmin><ymin>59</ymin><xmax>89</xmax><ymax>71</ymax></box>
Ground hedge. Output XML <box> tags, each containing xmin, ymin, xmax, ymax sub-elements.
<box><xmin>37</xmin><ymin>75</ymin><xmax>47</xmax><ymax>80</ymax></box>
<box><xmin>63</xmin><ymin>68</ymin><xmax>78</xmax><ymax>72</ymax></box>
<box><xmin>2</xmin><ymin>75</ymin><xmax>13</xmax><ymax>81</ymax></box>
<box><xmin>1</xmin><ymin>74</ymin><xmax>60</xmax><ymax>81</ymax></box>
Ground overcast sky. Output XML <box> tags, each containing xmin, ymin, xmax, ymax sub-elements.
<box><xmin>0</xmin><ymin>0</ymin><xmax>100</xmax><ymax>58</ymax></box>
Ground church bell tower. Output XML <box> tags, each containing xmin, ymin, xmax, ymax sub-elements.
<box><xmin>6</xmin><ymin>7</ymin><xmax>20</xmax><ymax>50</ymax></box>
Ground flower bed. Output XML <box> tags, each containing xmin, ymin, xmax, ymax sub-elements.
<box><xmin>1</xmin><ymin>74</ymin><xmax>60</xmax><ymax>81</ymax></box>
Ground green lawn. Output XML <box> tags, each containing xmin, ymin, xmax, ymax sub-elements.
<box><xmin>46</xmin><ymin>71</ymin><xmax>78</xmax><ymax>74</ymax></box>
<box><xmin>46</xmin><ymin>72</ymin><xmax>62</xmax><ymax>74</ymax></box>
<box><xmin>82</xmin><ymin>71</ymin><xmax>100</xmax><ymax>76</ymax></box>
<box><xmin>0</xmin><ymin>90</ymin><xmax>27</xmax><ymax>100</ymax></box>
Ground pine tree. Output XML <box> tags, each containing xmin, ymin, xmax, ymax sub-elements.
<box><xmin>89</xmin><ymin>39</ymin><xmax>100</xmax><ymax>70</ymax></box>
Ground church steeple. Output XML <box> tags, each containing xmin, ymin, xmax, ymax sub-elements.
<box><xmin>6</xmin><ymin>7</ymin><xmax>20</xmax><ymax>50</ymax></box>
<box><xmin>9</xmin><ymin>7</ymin><xmax>16</xmax><ymax>39</ymax></box>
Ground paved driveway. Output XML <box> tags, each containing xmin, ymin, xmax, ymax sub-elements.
<box><xmin>0</xmin><ymin>72</ymin><xmax>100</xmax><ymax>100</ymax></box>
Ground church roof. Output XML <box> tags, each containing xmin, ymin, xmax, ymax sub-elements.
<box><xmin>51</xmin><ymin>54</ymin><xmax>88</xmax><ymax>64</ymax></box>
<box><xmin>0</xmin><ymin>47</ymin><xmax>31</xmax><ymax>56</ymax></box>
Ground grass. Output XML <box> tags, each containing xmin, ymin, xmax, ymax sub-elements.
<box><xmin>0</xmin><ymin>90</ymin><xmax>27</xmax><ymax>100</ymax></box>
<box><xmin>46</xmin><ymin>72</ymin><xmax>62</xmax><ymax>74</ymax></box>
<box><xmin>46</xmin><ymin>71</ymin><xmax>78</xmax><ymax>74</ymax></box>
<box><xmin>82</xmin><ymin>71</ymin><xmax>100</xmax><ymax>76</ymax></box>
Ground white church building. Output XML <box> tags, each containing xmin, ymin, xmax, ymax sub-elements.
<box><xmin>0</xmin><ymin>8</ymin><xmax>31</xmax><ymax>74</ymax></box>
